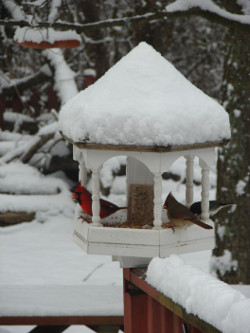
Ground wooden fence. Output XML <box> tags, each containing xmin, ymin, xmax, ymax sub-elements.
<box><xmin>124</xmin><ymin>268</ymin><xmax>221</xmax><ymax>333</ymax></box>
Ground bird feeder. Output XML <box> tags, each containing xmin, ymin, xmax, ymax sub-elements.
<box><xmin>14</xmin><ymin>27</ymin><xmax>80</xmax><ymax>49</ymax></box>
<box><xmin>59</xmin><ymin>42</ymin><xmax>231</xmax><ymax>268</ymax></box>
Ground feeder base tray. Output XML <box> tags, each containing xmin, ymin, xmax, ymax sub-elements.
<box><xmin>73</xmin><ymin>212</ymin><xmax>215</xmax><ymax>262</ymax></box>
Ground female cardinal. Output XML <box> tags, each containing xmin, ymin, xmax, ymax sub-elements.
<box><xmin>72</xmin><ymin>182</ymin><xmax>127</xmax><ymax>218</ymax></box>
<box><xmin>163</xmin><ymin>192</ymin><xmax>213</xmax><ymax>230</ymax></box>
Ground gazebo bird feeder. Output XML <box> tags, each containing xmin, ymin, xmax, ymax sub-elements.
<box><xmin>59</xmin><ymin>42</ymin><xmax>231</xmax><ymax>268</ymax></box>
<box><xmin>14</xmin><ymin>27</ymin><xmax>80</xmax><ymax>49</ymax></box>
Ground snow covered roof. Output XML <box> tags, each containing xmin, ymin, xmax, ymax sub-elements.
<box><xmin>59</xmin><ymin>42</ymin><xmax>230</xmax><ymax>150</ymax></box>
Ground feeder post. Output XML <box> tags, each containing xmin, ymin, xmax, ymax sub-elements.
<box><xmin>91</xmin><ymin>168</ymin><xmax>102</xmax><ymax>226</ymax></box>
<box><xmin>185</xmin><ymin>155</ymin><xmax>194</xmax><ymax>208</ymax></box>
<box><xmin>153</xmin><ymin>173</ymin><xmax>162</xmax><ymax>229</ymax></box>
<box><xmin>199</xmin><ymin>159</ymin><xmax>210</xmax><ymax>221</ymax></box>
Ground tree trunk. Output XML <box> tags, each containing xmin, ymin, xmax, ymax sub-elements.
<box><xmin>213</xmin><ymin>1</ymin><xmax>250</xmax><ymax>284</ymax></box>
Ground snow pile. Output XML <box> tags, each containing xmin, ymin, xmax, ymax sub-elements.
<box><xmin>146</xmin><ymin>255</ymin><xmax>250</xmax><ymax>333</ymax></box>
<box><xmin>0</xmin><ymin>162</ymin><xmax>74</xmax><ymax>220</ymax></box>
<box><xmin>14</xmin><ymin>27</ymin><xmax>80</xmax><ymax>44</ymax></box>
<box><xmin>0</xmin><ymin>162</ymin><xmax>61</xmax><ymax>195</ymax></box>
<box><xmin>59</xmin><ymin>42</ymin><xmax>230</xmax><ymax>147</ymax></box>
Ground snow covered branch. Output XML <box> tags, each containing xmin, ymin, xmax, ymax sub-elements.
<box><xmin>1</xmin><ymin>1</ymin><xmax>250</xmax><ymax>34</ymax></box>
<box><xmin>2</xmin><ymin>65</ymin><xmax>51</xmax><ymax>96</ymax></box>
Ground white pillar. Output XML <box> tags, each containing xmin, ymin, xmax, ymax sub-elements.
<box><xmin>199</xmin><ymin>159</ymin><xmax>210</xmax><ymax>221</ymax></box>
<box><xmin>153</xmin><ymin>173</ymin><xmax>162</xmax><ymax>229</ymax></box>
<box><xmin>185</xmin><ymin>155</ymin><xmax>194</xmax><ymax>208</ymax></box>
<box><xmin>91</xmin><ymin>168</ymin><xmax>102</xmax><ymax>227</ymax></box>
<box><xmin>79</xmin><ymin>161</ymin><xmax>87</xmax><ymax>187</ymax></box>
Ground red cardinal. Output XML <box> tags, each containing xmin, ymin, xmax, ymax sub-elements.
<box><xmin>72</xmin><ymin>182</ymin><xmax>127</xmax><ymax>218</ymax></box>
<box><xmin>163</xmin><ymin>192</ymin><xmax>213</xmax><ymax>230</ymax></box>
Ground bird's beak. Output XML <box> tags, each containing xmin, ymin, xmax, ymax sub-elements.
<box><xmin>72</xmin><ymin>193</ymin><xmax>77</xmax><ymax>200</ymax></box>
<box><xmin>163</xmin><ymin>204</ymin><xmax>166</xmax><ymax>209</ymax></box>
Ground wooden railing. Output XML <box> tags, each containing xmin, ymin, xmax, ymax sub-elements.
<box><xmin>123</xmin><ymin>268</ymin><xmax>221</xmax><ymax>333</ymax></box>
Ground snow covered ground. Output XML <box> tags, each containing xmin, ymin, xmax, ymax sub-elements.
<box><xmin>0</xmin><ymin>158</ymin><xmax>249</xmax><ymax>333</ymax></box>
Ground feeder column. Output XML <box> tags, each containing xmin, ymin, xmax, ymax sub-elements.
<box><xmin>185</xmin><ymin>155</ymin><xmax>194</xmax><ymax>208</ymax></box>
<box><xmin>153</xmin><ymin>173</ymin><xmax>162</xmax><ymax>229</ymax></box>
<box><xmin>79</xmin><ymin>161</ymin><xmax>87</xmax><ymax>187</ymax></box>
<box><xmin>199</xmin><ymin>159</ymin><xmax>210</xmax><ymax>221</ymax></box>
<box><xmin>91</xmin><ymin>168</ymin><xmax>102</xmax><ymax>226</ymax></box>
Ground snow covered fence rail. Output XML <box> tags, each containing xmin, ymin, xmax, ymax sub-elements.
<box><xmin>0</xmin><ymin>285</ymin><xmax>124</xmax><ymax>332</ymax></box>
<box><xmin>123</xmin><ymin>255</ymin><xmax>250</xmax><ymax>333</ymax></box>
<box><xmin>145</xmin><ymin>255</ymin><xmax>250</xmax><ymax>333</ymax></box>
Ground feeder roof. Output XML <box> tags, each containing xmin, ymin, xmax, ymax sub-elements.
<box><xmin>59</xmin><ymin>42</ymin><xmax>230</xmax><ymax>151</ymax></box>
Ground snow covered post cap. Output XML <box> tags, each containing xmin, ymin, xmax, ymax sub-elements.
<box><xmin>14</xmin><ymin>27</ymin><xmax>80</xmax><ymax>49</ymax></box>
<box><xmin>59</xmin><ymin>41</ymin><xmax>230</xmax><ymax>149</ymax></box>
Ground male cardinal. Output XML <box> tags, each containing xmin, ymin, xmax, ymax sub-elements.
<box><xmin>190</xmin><ymin>200</ymin><xmax>234</xmax><ymax>218</ymax></box>
<box><xmin>163</xmin><ymin>192</ymin><xmax>213</xmax><ymax>230</ymax></box>
<box><xmin>72</xmin><ymin>182</ymin><xmax>127</xmax><ymax>218</ymax></box>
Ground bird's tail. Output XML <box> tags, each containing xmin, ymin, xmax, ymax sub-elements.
<box><xmin>192</xmin><ymin>219</ymin><xmax>213</xmax><ymax>229</ymax></box>
<box><xmin>221</xmin><ymin>203</ymin><xmax>234</xmax><ymax>207</ymax></box>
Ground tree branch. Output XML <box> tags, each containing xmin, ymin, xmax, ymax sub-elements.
<box><xmin>21</xmin><ymin>132</ymin><xmax>54</xmax><ymax>164</ymax></box>
<box><xmin>2</xmin><ymin>66</ymin><xmax>52</xmax><ymax>96</ymax></box>
<box><xmin>0</xmin><ymin>6</ymin><xmax>249</xmax><ymax>34</ymax></box>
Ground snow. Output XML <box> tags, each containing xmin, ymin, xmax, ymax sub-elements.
<box><xmin>0</xmin><ymin>162</ymin><xmax>74</xmax><ymax>220</ymax></box>
<box><xmin>0</xmin><ymin>162</ymin><xmax>63</xmax><ymax>195</ymax></box>
<box><xmin>210</xmin><ymin>250</ymin><xmax>238</xmax><ymax>277</ymax></box>
<box><xmin>166</xmin><ymin>0</ymin><xmax>250</xmax><ymax>25</ymax></box>
<box><xmin>3</xmin><ymin>0</ymin><xmax>26</xmax><ymax>21</ymax></box>
<box><xmin>236</xmin><ymin>179</ymin><xmax>246</xmax><ymax>195</ymax></box>
<box><xmin>14</xmin><ymin>27</ymin><xmax>81</xmax><ymax>44</ymax></box>
<box><xmin>0</xmin><ymin>152</ymin><xmax>249</xmax><ymax>333</ymax></box>
<box><xmin>0</xmin><ymin>285</ymin><xmax>123</xmax><ymax>317</ymax></box>
<box><xmin>43</xmin><ymin>50</ymin><xmax>78</xmax><ymax>104</ymax></box>
<box><xmin>233</xmin><ymin>109</ymin><xmax>241</xmax><ymax>118</ymax></box>
<box><xmin>3</xmin><ymin>112</ymin><xmax>34</xmax><ymax>123</ymax></box>
<box><xmin>59</xmin><ymin>42</ymin><xmax>230</xmax><ymax>147</ymax></box>
<box><xmin>146</xmin><ymin>255</ymin><xmax>250</xmax><ymax>333</ymax></box>
<box><xmin>84</xmin><ymin>68</ymin><xmax>97</xmax><ymax>77</ymax></box>
<box><xmin>237</xmin><ymin>0</ymin><xmax>250</xmax><ymax>14</ymax></box>
<box><xmin>48</xmin><ymin>0</ymin><xmax>62</xmax><ymax>23</ymax></box>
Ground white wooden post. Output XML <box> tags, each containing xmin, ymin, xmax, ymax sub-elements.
<box><xmin>79</xmin><ymin>161</ymin><xmax>87</xmax><ymax>187</ymax></box>
<box><xmin>153</xmin><ymin>173</ymin><xmax>162</xmax><ymax>229</ymax></box>
<box><xmin>91</xmin><ymin>168</ymin><xmax>102</xmax><ymax>227</ymax></box>
<box><xmin>199</xmin><ymin>159</ymin><xmax>210</xmax><ymax>221</ymax></box>
<box><xmin>185</xmin><ymin>155</ymin><xmax>194</xmax><ymax>208</ymax></box>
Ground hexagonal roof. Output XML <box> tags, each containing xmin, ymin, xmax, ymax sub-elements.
<box><xmin>59</xmin><ymin>42</ymin><xmax>230</xmax><ymax>151</ymax></box>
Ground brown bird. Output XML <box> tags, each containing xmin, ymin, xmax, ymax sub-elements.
<box><xmin>163</xmin><ymin>192</ymin><xmax>213</xmax><ymax>230</ymax></box>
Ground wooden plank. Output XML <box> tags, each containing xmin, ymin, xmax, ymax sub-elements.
<box><xmin>60</xmin><ymin>132</ymin><xmax>229</xmax><ymax>153</ymax></box>
<box><xmin>86</xmin><ymin>324</ymin><xmax>122</xmax><ymax>333</ymax></box>
<box><xmin>148</xmin><ymin>296</ymin><xmax>162</xmax><ymax>333</ymax></box>
<box><xmin>123</xmin><ymin>268</ymin><xmax>148</xmax><ymax>333</ymax></box>
<box><xmin>0</xmin><ymin>211</ymin><xmax>35</xmax><ymax>226</ymax></box>
<box><xmin>129</xmin><ymin>268</ymin><xmax>221</xmax><ymax>333</ymax></box>
<box><xmin>0</xmin><ymin>316</ymin><xmax>124</xmax><ymax>326</ymax></box>
<box><xmin>160</xmin><ymin>306</ymin><xmax>174</xmax><ymax>333</ymax></box>
<box><xmin>28</xmin><ymin>326</ymin><xmax>69</xmax><ymax>333</ymax></box>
